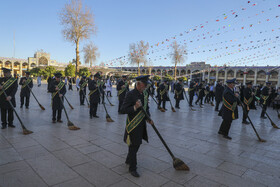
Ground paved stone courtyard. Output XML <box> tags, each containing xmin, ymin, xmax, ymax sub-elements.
<box><xmin>1</xmin><ymin>83</ymin><xmax>280</xmax><ymax>187</ymax></box>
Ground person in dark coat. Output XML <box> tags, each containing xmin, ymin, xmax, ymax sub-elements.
<box><xmin>188</xmin><ymin>81</ymin><xmax>196</xmax><ymax>107</ymax></box>
<box><xmin>260</xmin><ymin>82</ymin><xmax>271</xmax><ymax>119</ymax></box>
<box><xmin>79</xmin><ymin>76</ymin><xmax>88</xmax><ymax>105</ymax></box>
<box><xmin>195</xmin><ymin>82</ymin><xmax>205</xmax><ymax>106</ymax></box>
<box><xmin>121</xmin><ymin>75</ymin><xmax>154</xmax><ymax>178</ymax></box>
<box><xmin>88</xmin><ymin>73</ymin><xmax>100</xmax><ymax>118</ymax></box>
<box><xmin>0</xmin><ymin>68</ymin><xmax>18</xmax><ymax>129</ymax></box>
<box><xmin>174</xmin><ymin>79</ymin><xmax>184</xmax><ymax>109</ymax></box>
<box><xmin>158</xmin><ymin>80</ymin><xmax>169</xmax><ymax>110</ymax></box>
<box><xmin>68</xmin><ymin>77</ymin><xmax>73</xmax><ymax>91</ymax></box>
<box><xmin>19</xmin><ymin>71</ymin><xmax>33</xmax><ymax>109</ymax></box>
<box><xmin>98</xmin><ymin>77</ymin><xmax>106</xmax><ymax>104</ymax></box>
<box><xmin>215</xmin><ymin>81</ymin><xmax>224</xmax><ymax>111</ymax></box>
<box><xmin>117</xmin><ymin>75</ymin><xmax>129</xmax><ymax>113</ymax></box>
<box><xmin>47</xmin><ymin>76</ymin><xmax>54</xmax><ymax>92</ymax></box>
<box><xmin>49</xmin><ymin>73</ymin><xmax>66</xmax><ymax>123</ymax></box>
<box><xmin>242</xmin><ymin>81</ymin><xmax>254</xmax><ymax>124</ymax></box>
<box><xmin>218</xmin><ymin>78</ymin><xmax>239</xmax><ymax>140</ymax></box>
<box><xmin>204</xmin><ymin>83</ymin><xmax>210</xmax><ymax>104</ymax></box>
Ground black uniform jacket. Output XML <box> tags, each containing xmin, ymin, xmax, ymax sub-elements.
<box><xmin>174</xmin><ymin>82</ymin><xmax>184</xmax><ymax>100</ymax></box>
<box><xmin>219</xmin><ymin>86</ymin><xmax>239</xmax><ymax>120</ymax></box>
<box><xmin>88</xmin><ymin>80</ymin><xmax>100</xmax><ymax>104</ymax></box>
<box><xmin>121</xmin><ymin>89</ymin><xmax>149</xmax><ymax>145</ymax></box>
<box><xmin>260</xmin><ymin>86</ymin><xmax>269</xmax><ymax>105</ymax></box>
<box><xmin>0</xmin><ymin>77</ymin><xmax>18</xmax><ymax>109</ymax></box>
<box><xmin>117</xmin><ymin>80</ymin><xmax>129</xmax><ymax>100</ymax></box>
<box><xmin>215</xmin><ymin>84</ymin><xmax>224</xmax><ymax>102</ymax></box>
<box><xmin>79</xmin><ymin>79</ymin><xmax>87</xmax><ymax>95</ymax></box>
<box><xmin>49</xmin><ymin>80</ymin><xmax>66</xmax><ymax>110</ymax></box>
<box><xmin>159</xmin><ymin>83</ymin><xmax>170</xmax><ymax>101</ymax></box>
<box><xmin>188</xmin><ymin>82</ymin><xmax>196</xmax><ymax>96</ymax></box>
<box><xmin>19</xmin><ymin>77</ymin><xmax>33</xmax><ymax>97</ymax></box>
<box><xmin>243</xmin><ymin>87</ymin><xmax>254</xmax><ymax>109</ymax></box>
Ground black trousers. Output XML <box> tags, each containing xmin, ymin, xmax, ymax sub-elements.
<box><xmin>90</xmin><ymin>102</ymin><xmax>98</xmax><ymax>117</ymax></box>
<box><xmin>189</xmin><ymin>95</ymin><xmax>194</xmax><ymax>106</ymax></box>
<box><xmin>101</xmin><ymin>93</ymin><xmax>105</xmax><ymax>104</ymax></box>
<box><xmin>20</xmin><ymin>96</ymin><xmax>30</xmax><ymax>107</ymax></box>
<box><xmin>69</xmin><ymin>85</ymin><xmax>73</xmax><ymax>90</ymax></box>
<box><xmin>195</xmin><ymin>96</ymin><xmax>203</xmax><ymax>105</ymax></box>
<box><xmin>175</xmin><ymin>99</ymin><xmax>180</xmax><ymax>108</ymax></box>
<box><xmin>215</xmin><ymin>100</ymin><xmax>221</xmax><ymax>111</ymax></box>
<box><xmin>204</xmin><ymin>94</ymin><xmax>210</xmax><ymax>103</ymax></box>
<box><xmin>218</xmin><ymin>119</ymin><xmax>232</xmax><ymax>136</ymax></box>
<box><xmin>261</xmin><ymin>104</ymin><xmax>267</xmax><ymax>117</ymax></box>
<box><xmin>126</xmin><ymin>145</ymin><xmax>140</xmax><ymax>172</ymax></box>
<box><xmin>80</xmin><ymin>93</ymin><xmax>85</xmax><ymax>105</ymax></box>
<box><xmin>1</xmin><ymin>108</ymin><xmax>14</xmax><ymax>126</ymax></box>
<box><xmin>209</xmin><ymin>91</ymin><xmax>214</xmax><ymax>101</ymax></box>
<box><xmin>106</xmin><ymin>91</ymin><xmax>112</xmax><ymax>97</ymax></box>
<box><xmin>52</xmin><ymin>109</ymin><xmax>62</xmax><ymax>121</ymax></box>
<box><xmin>243</xmin><ymin>107</ymin><xmax>249</xmax><ymax>122</ymax></box>
<box><xmin>158</xmin><ymin>99</ymin><xmax>166</xmax><ymax>109</ymax></box>
<box><xmin>118</xmin><ymin>98</ymin><xmax>124</xmax><ymax>113</ymax></box>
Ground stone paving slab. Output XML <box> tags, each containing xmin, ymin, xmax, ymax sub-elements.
<box><xmin>0</xmin><ymin>84</ymin><xmax>280</xmax><ymax>186</ymax></box>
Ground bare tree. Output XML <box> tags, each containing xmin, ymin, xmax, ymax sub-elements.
<box><xmin>128</xmin><ymin>40</ymin><xmax>149</xmax><ymax>75</ymax></box>
<box><xmin>60</xmin><ymin>0</ymin><xmax>96</xmax><ymax>76</ymax></box>
<box><xmin>83</xmin><ymin>42</ymin><xmax>98</xmax><ymax>67</ymax></box>
<box><xmin>171</xmin><ymin>41</ymin><xmax>187</xmax><ymax>80</ymax></box>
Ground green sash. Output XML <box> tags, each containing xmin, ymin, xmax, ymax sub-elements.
<box><xmin>125</xmin><ymin>91</ymin><xmax>148</xmax><ymax>146</ymax></box>
<box><xmin>81</xmin><ymin>80</ymin><xmax>88</xmax><ymax>89</ymax></box>
<box><xmin>118</xmin><ymin>82</ymin><xmax>127</xmax><ymax>96</ymax></box>
<box><xmin>223</xmin><ymin>97</ymin><xmax>237</xmax><ymax>120</ymax></box>
<box><xmin>160</xmin><ymin>85</ymin><xmax>168</xmax><ymax>99</ymax></box>
<box><xmin>244</xmin><ymin>96</ymin><xmax>253</xmax><ymax>110</ymax></box>
<box><xmin>52</xmin><ymin>81</ymin><xmax>65</xmax><ymax>99</ymax></box>
<box><xmin>175</xmin><ymin>89</ymin><xmax>183</xmax><ymax>99</ymax></box>
<box><xmin>260</xmin><ymin>95</ymin><xmax>269</xmax><ymax>105</ymax></box>
<box><xmin>21</xmin><ymin>78</ymin><xmax>32</xmax><ymax>89</ymax></box>
<box><xmin>0</xmin><ymin>77</ymin><xmax>17</xmax><ymax>96</ymax></box>
<box><xmin>88</xmin><ymin>88</ymin><xmax>98</xmax><ymax>101</ymax></box>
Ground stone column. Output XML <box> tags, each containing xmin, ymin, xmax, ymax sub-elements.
<box><xmin>265</xmin><ymin>70</ymin><xmax>269</xmax><ymax>83</ymax></box>
<box><xmin>254</xmin><ymin>70</ymin><xmax>257</xmax><ymax>85</ymax></box>
<box><xmin>11</xmin><ymin>62</ymin><xmax>14</xmax><ymax>76</ymax></box>
<box><xmin>207</xmin><ymin>69</ymin><xmax>210</xmax><ymax>83</ymax></box>
<box><xmin>215</xmin><ymin>69</ymin><xmax>218</xmax><ymax>82</ymax></box>
<box><xmin>19</xmin><ymin>63</ymin><xmax>22</xmax><ymax>77</ymax></box>
<box><xmin>224</xmin><ymin>69</ymin><xmax>228</xmax><ymax>82</ymax></box>
<box><xmin>234</xmin><ymin>69</ymin><xmax>237</xmax><ymax>78</ymax></box>
<box><xmin>243</xmin><ymin>73</ymin><xmax>247</xmax><ymax>85</ymax></box>
<box><xmin>202</xmin><ymin>71</ymin><xmax>205</xmax><ymax>81</ymax></box>
<box><xmin>277</xmin><ymin>70</ymin><xmax>280</xmax><ymax>87</ymax></box>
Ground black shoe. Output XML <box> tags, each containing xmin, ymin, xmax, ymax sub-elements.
<box><xmin>223</xmin><ymin>135</ymin><xmax>232</xmax><ymax>140</ymax></box>
<box><xmin>26</xmin><ymin>106</ymin><xmax>29</xmax><ymax>109</ymax></box>
<box><xmin>57</xmin><ymin>120</ymin><xmax>63</xmax><ymax>123</ymax></box>
<box><xmin>215</xmin><ymin>109</ymin><xmax>219</xmax><ymax>112</ymax></box>
<box><xmin>90</xmin><ymin>115</ymin><xmax>93</xmax><ymax>119</ymax></box>
<box><xmin>52</xmin><ymin>120</ymin><xmax>56</xmax><ymax>123</ymax></box>
<box><xmin>80</xmin><ymin>104</ymin><xmax>85</xmax><ymax>106</ymax></box>
<box><xmin>130</xmin><ymin>170</ymin><xmax>140</xmax><ymax>177</ymax></box>
<box><xmin>195</xmin><ymin>102</ymin><xmax>198</xmax><ymax>105</ymax></box>
<box><xmin>218</xmin><ymin>131</ymin><xmax>224</xmax><ymax>135</ymax></box>
<box><xmin>93</xmin><ymin>115</ymin><xmax>99</xmax><ymax>118</ymax></box>
<box><xmin>8</xmin><ymin>124</ymin><xmax>16</xmax><ymax>128</ymax></box>
<box><xmin>125</xmin><ymin>161</ymin><xmax>130</xmax><ymax>165</ymax></box>
<box><xmin>242</xmin><ymin>121</ymin><xmax>250</xmax><ymax>125</ymax></box>
<box><xmin>260</xmin><ymin>116</ymin><xmax>267</xmax><ymax>119</ymax></box>
<box><xmin>164</xmin><ymin>108</ymin><xmax>168</xmax><ymax>111</ymax></box>
<box><xmin>20</xmin><ymin>105</ymin><xmax>23</xmax><ymax>108</ymax></box>
<box><xmin>1</xmin><ymin>126</ymin><xmax>7</xmax><ymax>129</ymax></box>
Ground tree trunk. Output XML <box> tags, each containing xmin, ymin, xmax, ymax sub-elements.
<box><xmin>75</xmin><ymin>39</ymin><xmax>80</xmax><ymax>77</ymax></box>
<box><xmin>174</xmin><ymin>62</ymin><xmax>177</xmax><ymax>80</ymax></box>
<box><xmin>138</xmin><ymin>62</ymin><xmax>140</xmax><ymax>76</ymax></box>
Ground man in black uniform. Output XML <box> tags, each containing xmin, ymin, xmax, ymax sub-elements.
<box><xmin>0</xmin><ymin>68</ymin><xmax>18</xmax><ymax>129</ymax></box>
<box><xmin>218</xmin><ymin>78</ymin><xmax>239</xmax><ymax>140</ymax></box>
<box><xmin>117</xmin><ymin>75</ymin><xmax>129</xmax><ymax>114</ymax></box>
<box><xmin>215</xmin><ymin>81</ymin><xmax>224</xmax><ymax>111</ymax></box>
<box><xmin>204</xmin><ymin>83</ymin><xmax>210</xmax><ymax>104</ymax></box>
<box><xmin>88</xmin><ymin>73</ymin><xmax>100</xmax><ymax>118</ymax></box>
<box><xmin>121</xmin><ymin>75</ymin><xmax>154</xmax><ymax>177</ymax></box>
<box><xmin>242</xmin><ymin>81</ymin><xmax>254</xmax><ymax>124</ymax></box>
<box><xmin>79</xmin><ymin>76</ymin><xmax>88</xmax><ymax>105</ymax></box>
<box><xmin>174</xmin><ymin>79</ymin><xmax>184</xmax><ymax>109</ymax></box>
<box><xmin>195</xmin><ymin>81</ymin><xmax>205</xmax><ymax>106</ymax></box>
<box><xmin>98</xmin><ymin>77</ymin><xmax>106</xmax><ymax>104</ymax></box>
<box><xmin>68</xmin><ymin>77</ymin><xmax>73</xmax><ymax>91</ymax></box>
<box><xmin>19</xmin><ymin>71</ymin><xmax>33</xmax><ymax>109</ymax></box>
<box><xmin>188</xmin><ymin>81</ymin><xmax>196</xmax><ymax>107</ymax></box>
<box><xmin>260</xmin><ymin>82</ymin><xmax>271</xmax><ymax>119</ymax></box>
<box><xmin>158</xmin><ymin>80</ymin><xmax>169</xmax><ymax>110</ymax></box>
<box><xmin>49</xmin><ymin>73</ymin><xmax>66</xmax><ymax>123</ymax></box>
<box><xmin>47</xmin><ymin>75</ymin><xmax>54</xmax><ymax>92</ymax></box>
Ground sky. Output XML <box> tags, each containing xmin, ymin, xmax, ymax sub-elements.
<box><xmin>0</xmin><ymin>0</ymin><xmax>279</xmax><ymax>67</ymax></box>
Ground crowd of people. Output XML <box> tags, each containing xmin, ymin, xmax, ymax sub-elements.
<box><xmin>1</xmin><ymin>67</ymin><xmax>280</xmax><ymax>177</ymax></box>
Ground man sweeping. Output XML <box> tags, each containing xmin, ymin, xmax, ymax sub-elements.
<box><xmin>49</xmin><ymin>73</ymin><xmax>66</xmax><ymax>123</ymax></box>
<box><xmin>88</xmin><ymin>73</ymin><xmax>100</xmax><ymax>118</ymax></box>
<box><xmin>121</xmin><ymin>75</ymin><xmax>154</xmax><ymax>177</ymax></box>
<box><xmin>174</xmin><ymin>78</ymin><xmax>184</xmax><ymax>109</ymax></box>
<box><xmin>117</xmin><ymin>75</ymin><xmax>129</xmax><ymax>114</ymax></box>
<box><xmin>0</xmin><ymin>68</ymin><xmax>18</xmax><ymax>129</ymax></box>
<box><xmin>242</xmin><ymin>81</ymin><xmax>254</xmax><ymax>124</ymax></box>
<box><xmin>19</xmin><ymin>71</ymin><xmax>33</xmax><ymax>109</ymax></box>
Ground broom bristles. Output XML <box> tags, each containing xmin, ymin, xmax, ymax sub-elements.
<box><xmin>110</xmin><ymin>104</ymin><xmax>114</xmax><ymax>106</ymax></box>
<box><xmin>159</xmin><ymin>108</ymin><xmax>165</xmax><ymax>112</ymax></box>
<box><xmin>271</xmin><ymin>122</ymin><xmax>279</xmax><ymax>129</ymax></box>
<box><xmin>106</xmin><ymin>114</ymin><xmax>114</xmax><ymax>122</ymax></box>
<box><xmin>67</xmin><ymin>121</ymin><xmax>80</xmax><ymax>130</ymax></box>
<box><xmin>40</xmin><ymin>104</ymin><xmax>46</xmax><ymax>110</ymax></box>
<box><xmin>278</xmin><ymin>114</ymin><xmax>280</xmax><ymax>119</ymax></box>
<box><xmin>23</xmin><ymin>129</ymin><xmax>33</xmax><ymax>135</ymax></box>
<box><xmin>259</xmin><ymin>139</ymin><xmax>267</xmax><ymax>142</ymax></box>
<box><xmin>172</xmin><ymin>107</ymin><xmax>176</xmax><ymax>112</ymax></box>
<box><xmin>173</xmin><ymin>158</ymin><xmax>189</xmax><ymax>171</ymax></box>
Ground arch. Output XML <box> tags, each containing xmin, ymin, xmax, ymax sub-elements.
<box><xmin>236</xmin><ymin>70</ymin><xmax>244</xmax><ymax>78</ymax></box>
<box><xmin>227</xmin><ymin>70</ymin><xmax>234</xmax><ymax>78</ymax></box>
<box><xmin>257</xmin><ymin>70</ymin><xmax>266</xmax><ymax>79</ymax></box>
<box><xmin>187</xmin><ymin>69</ymin><xmax>191</xmax><ymax>74</ymax></box>
<box><xmin>151</xmin><ymin>69</ymin><xmax>156</xmax><ymax>73</ymax></box>
<box><xmin>39</xmin><ymin>56</ymin><xmax>48</xmax><ymax>66</ymax></box>
<box><xmin>141</xmin><ymin>69</ymin><xmax>145</xmax><ymax>73</ymax></box>
<box><xmin>210</xmin><ymin>70</ymin><xmax>216</xmax><ymax>77</ymax></box>
<box><xmin>5</xmin><ymin>61</ymin><xmax>12</xmax><ymax>66</ymax></box>
<box><xmin>31</xmin><ymin>63</ymin><xmax>37</xmax><ymax>67</ymax></box>
<box><xmin>270</xmin><ymin>70</ymin><xmax>278</xmax><ymax>79</ymax></box>
<box><xmin>181</xmin><ymin>69</ymin><xmax>186</xmax><ymax>75</ymax></box>
<box><xmin>14</xmin><ymin>62</ymin><xmax>20</xmax><ymax>68</ymax></box>
<box><xmin>192</xmin><ymin>70</ymin><xmax>202</xmax><ymax>81</ymax></box>
<box><xmin>218</xmin><ymin>70</ymin><xmax>225</xmax><ymax>77</ymax></box>
<box><xmin>168</xmin><ymin>69</ymin><xmax>173</xmax><ymax>75</ymax></box>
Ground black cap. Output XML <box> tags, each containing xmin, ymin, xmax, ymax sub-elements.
<box><xmin>25</xmin><ymin>71</ymin><xmax>30</xmax><ymax>75</ymax></box>
<box><xmin>2</xmin><ymin>68</ymin><xmax>11</xmax><ymax>73</ymax></box>
<box><xmin>178</xmin><ymin>78</ymin><xmax>183</xmax><ymax>82</ymax></box>
<box><xmin>54</xmin><ymin>73</ymin><xmax>62</xmax><ymax>78</ymax></box>
<box><xmin>266</xmin><ymin>82</ymin><xmax>271</xmax><ymax>85</ymax></box>
<box><xmin>135</xmin><ymin>75</ymin><xmax>150</xmax><ymax>84</ymax></box>
<box><xmin>122</xmin><ymin>75</ymin><xmax>127</xmax><ymax>78</ymax></box>
<box><xmin>94</xmin><ymin>73</ymin><xmax>100</xmax><ymax>78</ymax></box>
<box><xmin>82</xmin><ymin>75</ymin><xmax>86</xmax><ymax>79</ymax></box>
<box><xmin>246</xmin><ymin>81</ymin><xmax>252</xmax><ymax>85</ymax></box>
<box><xmin>226</xmin><ymin>78</ymin><xmax>237</xmax><ymax>84</ymax></box>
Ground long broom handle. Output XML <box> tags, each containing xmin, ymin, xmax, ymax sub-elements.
<box><xmin>167</xmin><ymin>92</ymin><xmax>174</xmax><ymax>108</ymax></box>
<box><xmin>64</xmin><ymin>96</ymin><xmax>73</xmax><ymax>108</ymax></box>
<box><xmin>254</xmin><ymin>96</ymin><xmax>276</xmax><ymax>126</ymax></box>
<box><xmin>183</xmin><ymin>90</ymin><xmax>190</xmax><ymax>104</ymax></box>
<box><xmin>100</xmin><ymin>86</ymin><xmax>113</xmax><ymax>105</ymax></box>
<box><xmin>238</xmin><ymin>98</ymin><xmax>263</xmax><ymax>141</ymax></box>
<box><xmin>81</xmin><ymin>89</ymin><xmax>90</xmax><ymax>106</ymax></box>
<box><xmin>140</xmin><ymin>107</ymin><xmax>176</xmax><ymax>159</ymax></box>
<box><xmin>3</xmin><ymin>91</ymin><xmax>27</xmax><ymax>130</ymax></box>
<box><xmin>97</xmin><ymin>86</ymin><xmax>110</xmax><ymax>115</ymax></box>
<box><xmin>27</xmin><ymin>85</ymin><xmax>42</xmax><ymax>106</ymax></box>
<box><xmin>56</xmin><ymin>90</ymin><xmax>70</xmax><ymax>121</ymax></box>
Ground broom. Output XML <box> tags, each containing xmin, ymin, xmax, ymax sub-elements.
<box><xmin>64</xmin><ymin>95</ymin><xmax>74</xmax><ymax>109</ymax></box>
<box><xmin>141</xmin><ymin>107</ymin><xmax>189</xmax><ymax>170</ymax></box>
<box><xmin>59</xmin><ymin>93</ymin><xmax>80</xmax><ymax>130</ymax></box>
<box><xmin>277</xmin><ymin>109</ymin><xmax>280</xmax><ymax>119</ymax></box>
<box><xmin>255</xmin><ymin>96</ymin><xmax>279</xmax><ymax>129</ymax></box>
<box><xmin>3</xmin><ymin>91</ymin><xmax>33</xmax><ymax>135</ymax></box>
<box><xmin>210</xmin><ymin>101</ymin><xmax>215</xmax><ymax>106</ymax></box>
<box><xmin>238</xmin><ymin>98</ymin><xmax>266</xmax><ymax>142</ymax></box>
<box><xmin>183</xmin><ymin>91</ymin><xmax>196</xmax><ymax>111</ymax></box>
<box><xmin>27</xmin><ymin>85</ymin><xmax>45</xmax><ymax>110</ymax></box>
<box><xmin>150</xmin><ymin>94</ymin><xmax>165</xmax><ymax>112</ymax></box>
<box><xmin>82</xmin><ymin>89</ymin><xmax>90</xmax><ymax>108</ymax></box>
<box><xmin>98</xmin><ymin>87</ymin><xmax>114</xmax><ymax>122</ymax></box>
<box><xmin>167</xmin><ymin>93</ymin><xmax>176</xmax><ymax>112</ymax></box>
